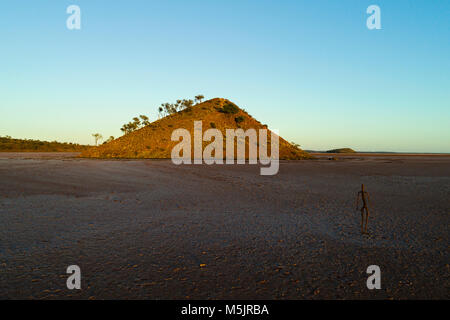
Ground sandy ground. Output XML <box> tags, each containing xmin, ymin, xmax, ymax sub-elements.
<box><xmin>0</xmin><ymin>152</ymin><xmax>448</xmax><ymax>299</ymax></box>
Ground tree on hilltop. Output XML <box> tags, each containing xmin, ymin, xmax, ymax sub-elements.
<box><xmin>156</xmin><ymin>96</ymin><xmax>203</xmax><ymax>118</ymax></box>
<box><xmin>195</xmin><ymin>95</ymin><xmax>204</xmax><ymax>104</ymax></box>
<box><xmin>182</xmin><ymin>99</ymin><xmax>194</xmax><ymax>109</ymax></box>
<box><xmin>92</xmin><ymin>133</ymin><xmax>103</xmax><ymax>146</ymax></box>
<box><xmin>291</xmin><ymin>141</ymin><xmax>301</xmax><ymax>149</ymax></box>
<box><xmin>120</xmin><ymin>114</ymin><xmax>150</xmax><ymax>135</ymax></box>
<box><xmin>132</xmin><ymin>117</ymin><xmax>141</xmax><ymax>129</ymax></box>
<box><xmin>139</xmin><ymin>115</ymin><xmax>150</xmax><ymax>126</ymax></box>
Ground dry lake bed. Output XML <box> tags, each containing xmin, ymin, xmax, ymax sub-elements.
<box><xmin>0</xmin><ymin>152</ymin><xmax>449</xmax><ymax>299</ymax></box>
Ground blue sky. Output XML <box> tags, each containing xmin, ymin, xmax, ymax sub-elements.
<box><xmin>1</xmin><ymin>0</ymin><xmax>449</xmax><ymax>152</ymax></box>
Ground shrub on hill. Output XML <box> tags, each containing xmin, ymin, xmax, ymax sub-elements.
<box><xmin>121</xmin><ymin>115</ymin><xmax>150</xmax><ymax>135</ymax></box>
<box><xmin>219</xmin><ymin>103</ymin><xmax>239</xmax><ymax>114</ymax></box>
<box><xmin>157</xmin><ymin>95</ymin><xmax>204</xmax><ymax>119</ymax></box>
<box><xmin>235</xmin><ymin>116</ymin><xmax>245</xmax><ymax>124</ymax></box>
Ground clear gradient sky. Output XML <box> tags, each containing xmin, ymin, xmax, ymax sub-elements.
<box><xmin>1</xmin><ymin>0</ymin><xmax>449</xmax><ymax>152</ymax></box>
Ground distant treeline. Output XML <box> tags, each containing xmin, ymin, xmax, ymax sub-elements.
<box><xmin>326</xmin><ymin>148</ymin><xmax>356</xmax><ymax>153</ymax></box>
<box><xmin>0</xmin><ymin>136</ymin><xmax>90</xmax><ymax>152</ymax></box>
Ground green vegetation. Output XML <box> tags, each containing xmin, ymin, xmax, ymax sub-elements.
<box><xmin>157</xmin><ymin>94</ymin><xmax>205</xmax><ymax>119</ymax></box>
<box><xmin>119</xmin><ymin>95</ymin><xmax>207</xmax><ymax>137</ymax></box>
<box><xmin>0</xmin><ymin>136</ymin><xmax>90</xmax><ymax>152</ymax></box>
<box><xmin>195</xmin><ymin>95</ymin><xmax>205</xmax><ymax>104</ymax></box>
<box><xmin>326</xmin><ymin>148</ymin><xmax>356</xmax><ymax>153</ymax></box>
<box><xmin>291</xmin><ymin>141</ymin><xmax>301</xmax><ymax>149</ymax></box>
<box><xmin>219</xmin><ymin>103</ymin><xmax>239</xmax><ymax>114</ymax></box>
<box><xmin>235</xmin><ymin>116</ymin><xmax>245</xmax><ymax>124</ymax></box>
<box><xmin>103</xmin><ymin>136</ymin><xmax>115</xmax><ymax>144</ymax></box>
<box><xmin>92</xmin><ymin>133</ymin><xmax>103</xmax><ymax>146</ymax></box>
<box><xmin>121</xmin><ymin>115</ymin><xmax>151</xmax><ymax>135</ymax></box>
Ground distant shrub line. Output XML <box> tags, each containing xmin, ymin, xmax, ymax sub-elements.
<box><xmin>0</xmin><ymin>136</ymin><xmax>89</xmax><ymax>152</ymax></box>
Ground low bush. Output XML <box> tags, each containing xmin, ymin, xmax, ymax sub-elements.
<box><xmin>218</xmin><ymin>103</ymin><xmax>239</xmax><ymax>114</ymax></box>
<box><xmin>235</xmin><ymin>116</ymin><xmax>245</xmax><ymax>124</ymax></box>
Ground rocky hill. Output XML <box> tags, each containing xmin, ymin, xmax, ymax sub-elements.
<box><xmin>81</xmin><ymin>98</ymin><xmax>311</xmax><ymax>160</ymax></box>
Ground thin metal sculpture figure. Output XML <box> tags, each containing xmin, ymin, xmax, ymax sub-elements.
<box><xmin>356</xmin><ymin>184</ymin><xmax>370</xmax><ymax>234</ymax></box>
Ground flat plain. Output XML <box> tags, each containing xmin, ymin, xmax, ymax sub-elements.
<box><xmin>0</xmin><ymin>152</ymin><xmax>448</xmax><ymax>299</ymax></box>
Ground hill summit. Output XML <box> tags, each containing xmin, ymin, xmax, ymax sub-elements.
<box><xmin>81</xmin><ymin>98</ymin><xmax>311</xmax><ymax>160</ymax></box>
